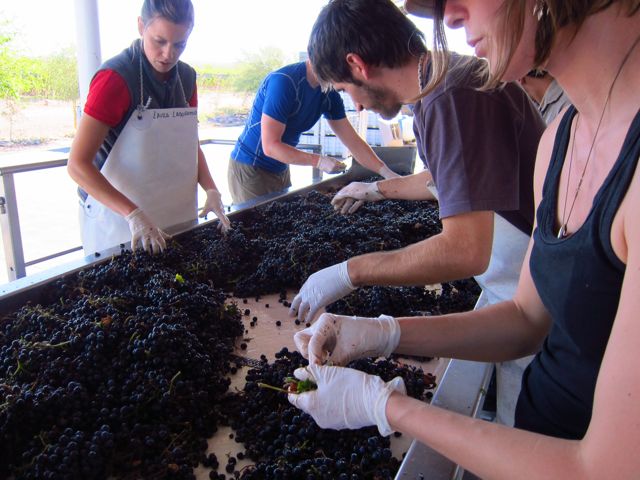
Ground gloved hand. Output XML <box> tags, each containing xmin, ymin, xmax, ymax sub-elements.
<box><xmin>288</xmin><ymin>363</ymin><xmax>406</xmax><ymax>436</ymax></box>
<box><xmin>317</xmin><ymin>154</ymin><xmax>346</xmax><ymax>174</ymax></box>
<box><xmin>293</xmin><ymin>312</ymin><xmax>401</xmax><ymax>366</ymax></box>
<box><xmin>125</xmin><ymin>207</ymin><xmax>171</xmax><ymax>254</ymax></box>
<box><xmin>331</xmin><ymin>181</ymin><xmax>385</xmax><ymax>215</ymax></box>
<box><xmin>378</xmin><ymin>164</ymin><xmax>400</xmax><ymax>179</ymax></box>
<box><xmin>289</xmin><ymin>261</ymin><xmax>355</xmax><ymax>324</ymax></box>
<box><xmin>199</xmin><ymin>188</ymin><xmax>231</xmax><ymax>232</ymax></box>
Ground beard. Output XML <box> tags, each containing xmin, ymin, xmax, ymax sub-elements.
<box><xmin>360</xmin><ymin>83</ymin><xmax>402</xmax><ymax>120</ymax></box>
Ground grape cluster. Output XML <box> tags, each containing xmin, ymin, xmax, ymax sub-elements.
<box><xmin>219</xmin><ymin>348</ymin><xmax>435</xmax><ymax>479</ymax></box>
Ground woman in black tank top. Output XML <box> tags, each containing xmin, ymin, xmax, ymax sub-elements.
<box><xmin>287</xmin><ymin>2</ymin><xmax>640</xmax><ymax>479</ymax></box>
<box><xmin>388</xmin><ymin>0</ymin><xmax>640</xmax><ymax>476</ymax></box>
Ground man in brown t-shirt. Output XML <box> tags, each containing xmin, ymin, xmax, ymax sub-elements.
<box><xmin>290</xmin><ymin>0</ymin><xmax>545</xmax><ymax>427</ymax></box>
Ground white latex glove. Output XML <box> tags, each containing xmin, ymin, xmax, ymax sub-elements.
<box><xmin>199</xmin><ymin>188</ymin><xmax>231</xmax><ymax>232</ymax></box>
<box><xmin>125</xmin><ymin>208</ymin><xmax>170</xmax><ymax>254</ymax></box>
<box><xmin>331</xmin><ymin>181</ymin><xmax>385</xmax><ymax>215</ymax></box>
<box><xmin>293</xmin><ymin>312</ymin><xmax>401</xmax><ymax>366</ymax></box>
<box><xmin>317</xmin><ymin>154</ymin><xmax>346</xmax><ymax>174</ymax></box>
<box><xmin>378</xmin><ymin>164</ymin><xmax>400</xmax><ymax>179</ymax></box>
<box><xmin>289</xmin><ymin>261</ymin><xmax>355</xmax><ymax>324</ymax></box>
<box><xmin>288</xmin><ymin>364</ymin><xmax>406</xmax><ymax>436</ymax></box>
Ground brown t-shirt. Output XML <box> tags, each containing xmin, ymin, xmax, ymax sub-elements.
<box><xmin>413</xmin><ymin>55</ymin><xmax>545</xmax><ymax>235</ymax></box>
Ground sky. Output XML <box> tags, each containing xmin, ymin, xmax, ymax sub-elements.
<box><xmin>1</xmin><ymin>0</ymin><xmax>472</xmax><ymax>64</ymax></box>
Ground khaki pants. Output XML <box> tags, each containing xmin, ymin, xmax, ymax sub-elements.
<box><xmin>227</xmin><ymin>159</ymin><xmax>292</xmax><ymax>205</ymax></box>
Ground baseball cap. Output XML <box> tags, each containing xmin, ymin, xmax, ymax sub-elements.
<box><xmin>404</xmin><ymin>0</ymin><xmax>435</xmax><ymax>18</ymax></box>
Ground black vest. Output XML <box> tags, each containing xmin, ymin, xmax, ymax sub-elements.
<box><xmin>79</xmin><ymin>40</ymin><xmax>197</xmax><ymax>200</ymax></box>
<box><xmin>516</xmin><ymin>106</ymin><xmax>640</xmax><ymax>438</ymax></box>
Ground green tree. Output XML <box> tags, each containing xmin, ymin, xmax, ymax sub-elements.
<box><xmin>195</xmin><ymin>64</ymin><xmax>235</xmax><ymax>91</ymax></box>
<box><xmin>41</xmin><ymin>48</ymin><xmax>79</xmax><ymax>102</ymax></box>
<box><xmin>0</xmin><ymin>20</ymin><xmax>19</xmax><ymax>99</ymax></box>
<box><xmin>0</xmin><ymin>20</ymin><xmax>22</xmax><ymax>141</ymax></box>
<box><xmin>0</xmin><ymin>18</ymin><xmax>78</xmax><ymax>101</ymax></box>
<box><xmin>232</xmin><ymin>47</ymin><xmax>288</xmax><ymax>97</ymax></box>
<box><xmin>11</xmin><ymin>56</ymin><xmax>47</xmax><ymax>96</ymax></box>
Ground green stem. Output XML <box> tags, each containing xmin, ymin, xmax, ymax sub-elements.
<box><xmin>12</xmin><ymin>359</ymin><xmax>30</xmax><ymax>376</ymax></box>
<box><xmin>257</xmin><ymin>382</ymin><xmax>289</xmax><ymax>394</ymax></box>
<box><xmin>31</xmin><ymin>340</ymin><xmax>72</xmax><ymax>349</ymax></box>
<box><xmin>168</xmin><ymin>371</ymin><xmax>182</xmax><ymax>395</ymax></box>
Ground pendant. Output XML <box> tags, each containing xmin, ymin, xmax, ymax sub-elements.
<box><xmin>557</xmin><ymin>224</ymin><xmax>567</xmax><ymax>239</ymax></box>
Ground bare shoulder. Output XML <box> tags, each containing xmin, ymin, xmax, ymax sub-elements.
<box><xmin>616</xmin><ymin>151</ymin><xmax>640</xmax><ymax>263</ymax></box>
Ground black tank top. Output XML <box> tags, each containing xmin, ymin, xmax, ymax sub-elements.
<box><xmin>515</xmin><ymin>106</ymin><xmax>640</xmax><ymax>439</ymax></box>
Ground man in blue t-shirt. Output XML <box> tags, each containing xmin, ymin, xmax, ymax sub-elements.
<box><xmin>228</xmin><ymin>60</ymin><xmax>399</xmax><ymax>204</ymax></box>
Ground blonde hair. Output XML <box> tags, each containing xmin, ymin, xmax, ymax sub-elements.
<box><xmin>426</xmin><ymin>0</ymin><xmax>640</xmax><ymax>92</ymax></box>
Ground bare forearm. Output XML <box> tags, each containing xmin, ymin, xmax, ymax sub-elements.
<box><xmin>378</xmin><ymin>170</ymin><xmax>436</xmax><ymax>201</ymax></box>
<box><xmin>348</xmin><ymin>231</ymin><xmax>484</xmax><ymax>287</ymax></box>
<box><xmin>395</xmin><ymin>300</ymin><xmax>544</xmax><ymax>361</ymax></box>
<box><xmin>68</xmin><ymin>114</ymin><xmax>137</xmax><ymax>217</ymax></box>
<box><xmin>343</xmin><ymin>135</ymin><xmax>386</xmax><ymax>173</ymax></box>
<box><xmin>351</xmin><ymin>147</ymin><xmax>386</xmax><ymax>173</ymax></box>
<box><xmin>68</xmin><ymin>161</ymin><xmax>136</xmax><ymax>217</ymax></box>
<box><xmin>263</xmin><ymin>141</ymin><xmax>318</xmax><ymax>167</ymax></box>
<box><xmin>329</xmin><ymin>117</ymin><xmax>387</xmax><ymax>174</ymax></box>
<box><xmin>386</xmin><ymin>394</ymin><xmax>587</xmax><ymax>480</ymax></box>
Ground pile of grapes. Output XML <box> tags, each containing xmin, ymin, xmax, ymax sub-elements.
<box><xmin>179</xmin><ymin>190</ymin><xmax>445</xmax><ymax>297</ymax></box>
<box><xmin>220</xmin><ymin>348</ymin><xmax>436</xmax><ymax>479</ymax></box>
<box><xmin>0</xmin><ymin>189</ymin><xmax>479</xmax><ymax>479</ymax></box>
<box><xmin>327</xmin><ymin>280</ymin><xmax>480</xmax><ymax>319</ymax></box>
<box><xmin>0</xmin><ymin>251</ymin><xmax>245</xmax><ymax>479</ymax></box>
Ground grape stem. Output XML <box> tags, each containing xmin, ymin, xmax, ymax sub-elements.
<box><xmin>257</xmin><ymin>382</ymin><xmax>289</xmax><ymax>394</ymax></box>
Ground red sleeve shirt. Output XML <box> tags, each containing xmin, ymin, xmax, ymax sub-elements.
<box><xmin>84</xmin><ymin>70</ymin><xmax>131</xmax><ymax>127</ymax></box>
<box><xmin>84</xmin><ymin>69</ymin><xmax>198</xmax><ymax>127</ymax></box>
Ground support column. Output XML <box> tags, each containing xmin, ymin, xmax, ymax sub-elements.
<box><xmin>74</xmin><ymin>0</ymin><xmax>102</xmax><ymax>109</ymax></box>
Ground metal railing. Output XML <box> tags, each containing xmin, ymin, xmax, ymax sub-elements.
<box><xmin>0</xmin><ymin>139</ymin><xmax>322</xmax><ymax>282</ymax></box>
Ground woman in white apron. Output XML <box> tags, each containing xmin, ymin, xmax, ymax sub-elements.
<box><xmin>68</xmin><ymin>0</ymin><xmax>230</xmax><ymax>256</ymax></box>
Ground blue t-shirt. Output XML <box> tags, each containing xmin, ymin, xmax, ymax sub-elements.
<box><xmin>231</xmin><ymin>62</ymin><xmax>346</xmax><ymax>173</ymax></box>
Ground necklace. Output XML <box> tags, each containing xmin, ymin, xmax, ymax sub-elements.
<box><xmin>136</xmin><ymin>39</ymin><xmax>187</xmax><ymax>119</ymax></box>
<box><xmin>417</xmin><ymin>52</ymin><xmax>426</xmax><ymax>92</ymax></box>
<box><xmin>557</xmin><ymin>32</ymin><xmax>640</xmax><ymax>239</ymax></box>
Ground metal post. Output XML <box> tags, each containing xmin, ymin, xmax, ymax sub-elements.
<box><xmin>74</xmin><ymin>0</ymin><xmax>102</xmax><ymax>107</ymax></box>
<box><xmin>0</xmin><ymin>173</ymin><xmax>26</xmax><ymax>280</ymax></box>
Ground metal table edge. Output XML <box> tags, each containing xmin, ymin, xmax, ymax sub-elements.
<box><xmin>395</xmin><ymin>359</ymin><xmax>493</xmax><ymax>480</ymax></box>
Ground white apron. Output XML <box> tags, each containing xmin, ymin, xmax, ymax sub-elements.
<box><xmin>81</xmin><ymin>106</ymin><xmax>198</xmax><ymax>254</ymax></box>
<box><xmin>473</xmin><ymin>213</ymin><xmax>533</xmax><ymax>427</ymax></box>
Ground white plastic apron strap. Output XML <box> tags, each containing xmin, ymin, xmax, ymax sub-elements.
<box><xmin>81</xmin><ymin>106</ymin><xmax>198</xmax><ymax>255</ymax></box>
<box><xmin>426</xmin><ymin>177</ymin><xmax>439</xmax><ymax>201</ymax></box>
<box><xmin>473</xmin><ymin>213</ymin><xmax>533</xmax><ymax>427</ymax></box>
<box><xmin>474</xmin><ymin>214</ymin><xmax>530</xmax><ymax>305</ymax></box>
